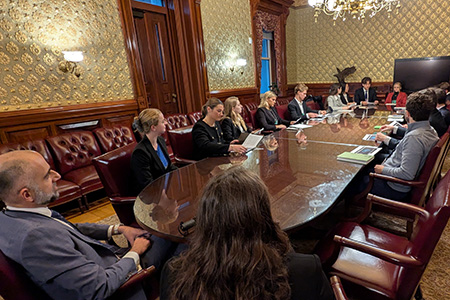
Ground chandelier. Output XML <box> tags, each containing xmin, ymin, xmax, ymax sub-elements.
<box><xmin>308</xmin><ymin>0</ymin><xmax>401</xmax><ymax>24</ymax></box>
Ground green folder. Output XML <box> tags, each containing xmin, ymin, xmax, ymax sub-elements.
<box><xmin>337</xmin><ymin>152</ymin><xmax>374</xmax><ymax>165</ymax></box>
<box><xmin>374</xmin><ymin>125</ymin><xmax>382</xmax><ymax>129</ymax></box>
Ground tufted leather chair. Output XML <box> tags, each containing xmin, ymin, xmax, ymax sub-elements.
<box><xmin>276</xmin><ymin>97</ymin><xmax>290</xmax><ymax>106</ymax></box>
<box><xmin>167</xmin><ymin>126</ymin><xmax>195</xmax><ymax>163</ymax></box>
<box><xmin>0</xmin><ymin>140</ymin><xmax>84</xmax><ymax>212</ymax></box>
<box><xmin>93</xmin><ymin>125</ymin><xmax>136</xmax><ymax>153</ymax></box>
<box><xmin>306</xmin><ymin>99</ymin><xmax>321</xmax><ymax>111</ymax></box>
<box><xmin>243</xmin><ymin>102</ymin><xmax>259</xmax><ymax>129</ymax></box>
<box><xmin>315</xmin><ymin>169</ymin><xmax>450</xmax><ymax>300</ymax></box>
<box><xmin>92</xmin><ymin>143</ymin><xmax>138</xmax><ymax>227</ymax></box>
<box><xmin>165</xmin><ymin>113</ymin><xmax>190</xmax><ymax>130</ymax></box>
<box><xmin>275</xmin><ymin>104</ymin><xmax>290</xmax><ymax>121</ymax></box>
<box><xmin>0</xmin><ymin>248</ymin><xmax>157</xmax><ymax>300</ymax></box>
<box><xmin>187</xmin><ymin>111</ymin><xmax>202</xmax><ymax>125</ymax></box>
<box><xmin>46</xmin><ymin>131</ymin><xmax>103</xmax><ymax>206</ymax></box>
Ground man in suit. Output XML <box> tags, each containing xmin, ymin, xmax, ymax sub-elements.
<box><xmin>0</xmin><ymin>150</ymin><xmax>176</xmax><ymax>300</ymax></box>
<box><xmin>288</xmin><ymin>83</ymin><xmax>325</xmax><ymax>121</ymax></box>
<box><xmin>353</xmin><ymin>77</ymin><xmax>379</xmax><ymax>105</ymax></box>
<box><xmin>436</xmin><ymin>85</ymin><xmax>450</xmax><ymax>126</ymax></box>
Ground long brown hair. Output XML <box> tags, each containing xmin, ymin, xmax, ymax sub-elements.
<box><xmin>224</xmin><ymin>96</ymin><xmax>247</xmax><ymax>131</ymax></box>
<box><xmin>168</xmin><ymin>167</ymin><xmax>292</xmax><ymax>300</ymax></box>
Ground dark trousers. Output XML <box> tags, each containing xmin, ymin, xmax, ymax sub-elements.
<box><xmin>141</xmin><ymin>236</ymin><xmax>188</xmax><ymax>271</ymax></box>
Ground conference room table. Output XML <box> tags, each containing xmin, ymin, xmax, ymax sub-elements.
<box><xmin>135</xmin><ymin>107</ymin><xmax>395</xmax><ymax>242</ymax></box>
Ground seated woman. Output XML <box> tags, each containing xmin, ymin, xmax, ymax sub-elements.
<box><xmin>220</xmin><ymin>96</ymin><xmax>251</xmax><ymax>142</ymax></box>
<box><xmin>385</xmin><ymin>82</ymin><xmax>407</xmax><ymax>107</ymax></box>
<box><xmin>160</xmin><ymin>167</ymin><xmax>333</xmax><ymax>300</ymax></box>
<box><xmin>339</xmin><ymin>83</ymin><xmax>353</xmax><ymax>105</ymax></box>
<box><xmin>192</xmin><ymin>98</ymin><xmax>246</xmax><ymax>160</ymax></box>
<box><xmin>130</xmin><ymin>108</ymin><xmax>177</xmax><ymax>195</ymax></box>
<box><xmin>256</xmin><ymin>91</ymin><xmax>294</xmax><ymax>131</ymax></box>
<box><xmin>327</xmin><ymin>83</ymin><xmax>351</xmax><ymax>111</ymax></box>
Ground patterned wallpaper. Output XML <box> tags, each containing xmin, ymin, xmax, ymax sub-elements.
<box><xmin>286</xmin><ymin>0</ymin><xmax>450</xmax><ymax>84</ymax></box>
<box><xmin>200</xmin><ymin>0</ymin><xmax>255</xmax><ymax>91</ymax></box>
<box><xmin>0</xmin><ymin>0</ymin><xmax>134</xmax><ymax>112</ymax></box>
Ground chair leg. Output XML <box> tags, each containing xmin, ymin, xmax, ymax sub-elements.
<box><xmin>414</xmin><ymin>285</ymin><xmax>424</xmax><ymax>300</ymax></box>
<box><xmin>83</xmin><ymin>195</ymin><xmax>90</xmax><ymax>210</ymax></box>
<box><xmin>77</xmin><ymin>198</ymin><xmax>85</xmax><ymax>213</ymax></box>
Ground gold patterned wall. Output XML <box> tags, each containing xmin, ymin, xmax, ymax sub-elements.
<box><xmin>286</xmin><ymin>0</ymin><xmax>450</xmax><ymax>83</ymax></box>
<box><xmin>200</xmin><ymin>0</ymin><xmax>255</xmax><ymax>91</ymax></box>
<box><xmin>0</xmin><ymin>0</ymin><xmax>134</xmax><ymax>112</ymax></box>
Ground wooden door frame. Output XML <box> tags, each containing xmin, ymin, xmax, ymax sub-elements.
<box><xmin>117</xmin><ymin>0</ymin><xmax>209</xmax><ymax>114</ymax></box>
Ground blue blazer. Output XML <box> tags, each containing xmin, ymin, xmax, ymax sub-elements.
<box><xmin>0</xmin><ymin>210</ymin><xmax>145</xmax><ymax>300</ymax></box>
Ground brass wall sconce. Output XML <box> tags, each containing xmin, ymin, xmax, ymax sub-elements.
<box><xmin>226</xmin><ymin>58</ymin><xmax>247</xmax><ymax>75</ymax></box>
<box><xmin>59</xmin><ymin>51</ymin><xmax>83</xmax><ymax>77</ymax></box>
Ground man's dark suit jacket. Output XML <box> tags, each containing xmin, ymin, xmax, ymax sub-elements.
<box><xmin>130</xmin><ymin>135</ymin><xmax>177</xmax><ymax>195</ymax></box>
<box><xmin>0</xmin><ymin>210</ymin><xmax>145</xmax><ymax>300</ymax></box>
<box><xmin>354</xmin><ymin>87</ymin><xmax>377</xmax><ymax>105</ymax></box>
<box><xmin>438</xmin><ymin>106</ymin><xmax>450</xmax><ymax>127</ymax></box>
<box><xmin>287</xmin><ymin>99</ymin><xmax>318</xmax><ymax>121</ymax></box>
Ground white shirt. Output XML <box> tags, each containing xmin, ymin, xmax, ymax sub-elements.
<box><xmin>295</xmin><ymin>98</ymin><xmax>308</xmax><ymax>119</ymax></box>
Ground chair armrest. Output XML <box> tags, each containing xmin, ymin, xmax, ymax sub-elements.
<box><xmin>110</xmin><ymin>266</ymin><xmax>156</xmax><ymax>300</ymax></box>
<box><xmin>333</xmin><ymin>235</ymin><xmax>423</xmax><ymax>268</ymax></box>
<box><xmin>369</xmin><ymin>172</ymin><xmax>425</xmax><ymax>187</ymax></box>
<box><xmin>366</xmin><ymin>194</ymin><xmax>429</xmax><ymax>220</ymax></box>
<box><xmin>330</xmin><ymin>276</ymin><xmax>348</xmax><ymax>300</ymax></box>
<box><xmin>174</xmin><ymin>157</ymin><xmax>197</xmax><ymax>165</ymax></box>
<box><xmin>110</xmin><ymin>197</ymin><xmax>137</xmax><ymax>204</ymax></box>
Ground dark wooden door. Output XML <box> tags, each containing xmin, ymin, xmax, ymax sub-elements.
<box><xmin>133</xmin><ymin>8</ymin><xmax>178</xmax><ymax>114</ymax></box>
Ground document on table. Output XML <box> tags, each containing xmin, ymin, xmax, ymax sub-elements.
<box><xmin>242</xmin><ymin>134</ymin><xmax>264</xmax><ymax>150</ymax></box>
<box><xmin>288</xmin><ymin>124</ymin><xmax>312</xmax><ymax>130</ymax></box>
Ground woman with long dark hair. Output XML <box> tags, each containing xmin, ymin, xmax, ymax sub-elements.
<box><xmin>160</xmin><ymin>167</ymin><xmax>333</xmax><ymax>300</ymax></box>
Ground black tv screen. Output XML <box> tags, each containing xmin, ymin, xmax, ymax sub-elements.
<box><xmin>393</xmin><ymin>56</ymin><xmax>450</xmax><ymax>93</ymax></box>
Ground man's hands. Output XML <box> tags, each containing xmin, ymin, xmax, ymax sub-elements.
<box><xmin>374</xmin><ymin>164</ymin><xmax>384</xmax><ymax>174</ymax></box>
<box><xmin>375</xmin><ymin>132</ymin><xmax>388</xmax><ymax>143</ymax></box>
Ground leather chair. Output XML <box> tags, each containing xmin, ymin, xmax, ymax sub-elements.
<box><xmin>0</xmin><ymin>140</ymin><xmax>84</xmax><ymax>212</ymax></box>
<box><xmin>187</xmin><ymin>111</ymin><xmax>202</xmax><ymax>125</ymax></box>
<box><xmin>92</xmin><ymin>143</ymin><xmax>138</xmax><ymax>227</ymax></box>
<box><xmin>330</xmin><ymin>276</ymin><xmax>349</xmax><ymax>300</ymax></box>
<box><xmin>166</xmin><ymin>113</ymin><xmax>190</xmax><ymax>130</ymax></box>
<box><xmin>0</xmin><ymin>248</ymin><xmax>157</xmax><ymax>300</ymax></box>
<box><xmin>167</xmin><ymin>126</ymin><xmax>196</xmax><ymax>163</ymax></box>
<box><xmin>93</xmin><ymin>125</ymin><xmax>136</xmax><ymax>153</ymax></box>
<box><xmin>46</xmin><ymin>131</ymin><xmax>103</xmax><ymax>207</ymax></box>
<box><xmin>306</xmin><ymin>99</ymin><xmax>320</xmax><ymax>111</ymax></box>
<box><xmin>350</xmin><ymin>133</ymin><xmax>449</xmax><ymax>236</ymax></box>
<box><xmin>275</xmin><ymin>104</ymin><xmax>290</xmax><ymax>121</ymax></box>
<box><xmin>243</xmin><ymin>102</ymin><xmax>259</xmax><ymax>129</ymax></box>
<box><xmin>276</xmin><ymin>97</ymin><xmax>290</xmax><ymax>106</ymax></box>
<box><xmin>315</xmin><ymin>169</ymin><xmax>450</xmax><ymax>300</ymax></box>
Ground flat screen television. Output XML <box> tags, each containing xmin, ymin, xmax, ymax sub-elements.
<box><xmin>393</xmin><ymin>56</ymin><xmax>450</xmax><ymax>93</ymax></box>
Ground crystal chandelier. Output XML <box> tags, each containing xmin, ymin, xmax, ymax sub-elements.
<box><xmin>308</xmin><ymin>0</ymin><xmax>401</xmax><ymax>24</ymax></box>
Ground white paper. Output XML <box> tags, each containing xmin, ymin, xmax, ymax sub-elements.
<box><xmin>288</xmin><ymin>124</ymin><xmax>313</xmax><ymax>130</ymax></box>
<box><xmin>242</xmin><ymin>134</ymin><xmax>264</xmax><ymax>149</ymax></box>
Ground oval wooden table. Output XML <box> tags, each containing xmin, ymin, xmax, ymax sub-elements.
<box><xmin>134</xmin><ymin>111</ymin><xmax>392</xmax><ymax>242</ymax></box>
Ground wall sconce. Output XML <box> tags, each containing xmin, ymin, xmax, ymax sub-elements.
<box><xmin>226</xmin><ymin>58</ymin><xmax>247</xmax><ymax>75</ymax></box>
<box><xmin>58</xmin><ymin>51</ymin><xmax>83</xmax><ymax>77</ymax></box>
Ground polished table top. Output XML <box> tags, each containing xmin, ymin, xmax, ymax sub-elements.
<box><xmin>135</xmin><ymin>109</ymin><xmax>393</xmax><ymax>242</ymax></box>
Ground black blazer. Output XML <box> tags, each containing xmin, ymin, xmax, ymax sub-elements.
<box><xmin>429</xmin><ymin>109</ymin><xmax>448</xmax><ymax>137</ymax></box>
<box><xmin>438</xmin><ymin>106</ymin><xmax>450</xmax><ymax>126</ymax></box>
<box><xmin>220</xmin><ymin>117</ymin><xmax>251</xmax><ymax>142</ymax></box>
<box><xmin>160</xmin><ymin>252</ymin><xmax>333</xmax><ymax>300</ymax></box>
<box><xmin>255</xmin><ymin>107</ymin><xmax>290</xmax><ymax>131</ymax></box>
<box><xmin>130</xmin><ymin>135</ymin><xmax>177</xmax><ymax>195</ymax></box>
<box><xmin>287</xmin><ymin>99</ymin><xmax>318</xmax><ymax>121</ymax></box>
<box><xmin>354</xmin><ymin>87</ymin><xmax>377</xmax><ymax>105</ymax></box>
<box><xmin>192</xmin><ymin>119</ymin><xmax>230</xmax><ymax>160</ymax></box>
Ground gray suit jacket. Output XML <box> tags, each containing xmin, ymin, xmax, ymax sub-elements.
<box><xmin>0</xmin><ymin>210</ymin><xmax>145</xmax><ymax>300</ymax></box>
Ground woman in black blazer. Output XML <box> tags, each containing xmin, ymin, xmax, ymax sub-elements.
<box><xmin>130</xmin><ymin>108</ymin><xmax>177</xmax><ymax>194</ymax></box>
<box><xmin>192</xmin><ymin>98</ymin><xmax>246</xmax><ymax>160</ymax></box>
<box><xmin>220</xmin><ymin>96</ymin><xmax>251</xmax><ymax>142</ymax></box>
<box><xmin>255</xmin><ymin>91</ymin><xmax>294</xmax><ymax>131</ymax></box>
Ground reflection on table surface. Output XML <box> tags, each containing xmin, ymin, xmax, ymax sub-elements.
<box><xmin>134</xmin><ymin>110</ymin><xmax>394</xmax><ymax>242</ymax></box>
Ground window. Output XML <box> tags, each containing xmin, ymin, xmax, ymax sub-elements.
<box><xmin>134</xmin><ymin>0</ymin><xmax>164</xmax><ymax>7</ymax></box>
<box><xmin>260</xmin><ymin>31</ymin><xmax>274</xmax><ymax>94</ymax></box>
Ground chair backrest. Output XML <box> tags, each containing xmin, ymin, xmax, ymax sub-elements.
<box><xmin>398</xmin><ymin>169</ymin><xmax>450</xmax><ymax>298</ymax></box>
<box><xmin>0</xmin><ymin>250</ymin><xmax>51</xmax><ymax>300</ymax></box>
<box><xmin>276</xmin><ymin>97</ymin><xmax>290</xmax><ymax>106</ymax></box>
<box><xmin>0</xmin><ymin>139</ymin><xmax>56</xmax><ymax>170</ymax></box>
<box><xmin>93</xmin><ymin>125</ymin><xmax>136</xmax><ymax>153</ymax></box>
<box><xmin>306</xmin><ymin>99</ymin><xmax>320</xmax><ymax>111</ymax></box>
<box><xmin>243</xmin><ymin>102</ymin><xmax>259</xmax><ymax>129</ymax></box>
<box><xmin>275</xmin><ymin>104</ymin><xmax>290</xmax><ymax>121</ymax></box>
<box><xmin>46</xmin><ymin>131</ymin><xmax>102</xmax><ymax>176</ymax></box>
<box><xmin>188</xmin><ymin>111</ymin><xmax>202</xmax><ymax>125</ymax></box>
<box><xmin>166</xmin><ymin>113</ymin><xmax>190</xmax><ymax>130</ymax></box>
<box><xmin>167</xmin><ymin>126</ymin><xmax>194</xmax><ymax>160</ymax></box>
<box><xmin>92</xmin><ymin>143</ymin><xmax>137</xmax><ymax>199</ymax></box>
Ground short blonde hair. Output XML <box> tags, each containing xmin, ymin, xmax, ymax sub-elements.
<box><xmin>259</xmin><ymin>91</ymin><xmax>277</xmax><ymax>109</ymax></box>
<box><xmin>294</xmin><ymin>83</ymin><xmax>308</xmax><ymax>94</ymax></box>
<box><xmin>133</xmin><ymin>108</ymin><xmax>162</xmax><ymax>134</ymax></box>
<box><xmin>224</xmin><ymin>96</ymin><xmax>247</xmax><ymax>131</ymax></box>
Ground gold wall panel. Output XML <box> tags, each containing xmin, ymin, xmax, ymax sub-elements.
<box><xmin>201</xmin><ymin>0</ymin><xmax>255</xmax><ymax>91</ymax></box>
<box><xmin>0</xmin><ymin>0</ymin><xmax>134</xmax><ymax>112</ymax></box>
<box><xmin>286</xmin><ymin>0</ymin><xmax>450</xmax><ymax>84</ymax></box>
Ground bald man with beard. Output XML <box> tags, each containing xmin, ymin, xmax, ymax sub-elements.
<box><xmin>0</xmin><ymin>150</ymin><xmax>174</xmax><ymax>300</ymax></box>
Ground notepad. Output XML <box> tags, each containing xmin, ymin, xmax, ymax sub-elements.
<box><xmin>241</xmin><ymin>134</ymin><xmax>264</xmax><ymax>150</ymax></box>
<box><xmin>337</xmin><ymin>152</ymin><xmax>374</xmax><ymax>165</ymax></box>
<box><xmin>288</xmin><ymin>124</ymin><xmax>312</xmax><ymax>130</ymax></box>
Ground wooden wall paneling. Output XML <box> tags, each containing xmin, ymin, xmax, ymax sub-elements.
<box><xmin>2</xmin><ymin>126</ymin><xmax>53</xmax><ymax>144</ymax></box>
<box><xmin>103</xmin><ymin>114</ymin><xmax>137</xmax><ymax>128</ymax></box>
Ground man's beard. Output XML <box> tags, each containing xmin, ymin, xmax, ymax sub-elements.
<box><xmin>33</xmin><ymin>186</ymin><xmax>59</xmax><ymax>205</ymax></box>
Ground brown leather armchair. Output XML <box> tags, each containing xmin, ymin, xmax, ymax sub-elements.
<box><xmin>46</xmin><ymin>131</ymin><xmax>103</xmax><ymax>207</ymax></box>
<box><xmin>92</xmin><ymin>143</ymin><xmax>138</xmax><ymax>227</ymax></box>
<box><xmin>0</xmin><ymin>249</ymin><xmax>157</xmax><ymax>300</ymax></box>
<box><xmin>243</xmin><ymin>102</ymin><xmax>259</xmax><ymax>129</ymax></box>
<box><xmin>315</xmin><ymin>169</ymin><xmax>450</xmax><ymax>300</ymax></box>
<box><xmin>187</xmin><ymin>111</ymin><xmax>202</xmax><ymax>125</ymax></box>
<box><xmin>93</xmin><ymin>125</ymin><xmax>136</xmax><ymax>153</ymax></box>
<box><xmin>166</xmin><ymin>113</ymin><xmax>190</xmax><ymax>130</ymax></box>
<box><xmin>167</xmin><ymin>126</ymin><xmax>196</xmax><ymax>164</ymax></box>
<box><xmin>0</xmin><ymin>140</ymin><xmax>84</xmax><ymax>212</ymax></box>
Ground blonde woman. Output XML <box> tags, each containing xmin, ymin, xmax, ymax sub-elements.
<box><xmin>130</xmin><ymin>108</ymin><xmax>177</xmax><ymax>194</ymax></box>
<box><xmin>220</xmin><ymin>96</ymin><xmax>252</xmax><ymax>142</ymax></box>
<box><xmin>256</xmin><ymin>91</ymin><xmax>294</xmax><ymax>131</ymax></box>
